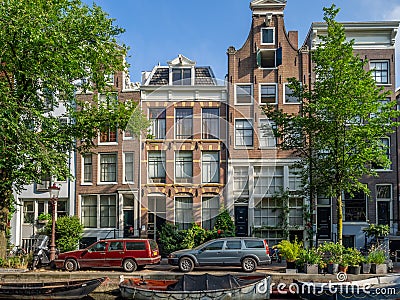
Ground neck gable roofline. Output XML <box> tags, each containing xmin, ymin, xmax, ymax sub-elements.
<box><xmin>250</xmin><ymin>0</ymin><xmax>286</xmax><ymax>13</ymax></box>
<box><xmin>167</xmin><ymin>54</ymin><xmax>196</xmax><ymax>67</ymax></box>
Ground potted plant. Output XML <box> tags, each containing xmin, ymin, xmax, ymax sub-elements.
<box><xmin>345</xmin><ymin>248</ymin><xmax>363</xmax><ymax>275</ymax></box>
<box><xmin>339</xmin><ymin>252</ymin><xmax>350</xmax><ymax>273</ymax></box>
<box><xmin>318</xmin><ymin>242</ymin><xmax>344</xmax><ymax>274</ymax></box>
<box><xmin>277</xmin><ymin>238</ymin><xmax>302</xmax><ymax>272</ymax></box>
<box><xmin>37</xmin><ymin>213</ymin><xmax>51</xmax><ymax>224</ymax></box>
<box><xmin>361</xmin><ymin>255</ymin><xmax>372</xmax><ymax>274</ymax></box>
<box><xmin>299</xmin><ymin>248</ymin><xmax>322</xmax><ymax>274</ymax></box>
<box><xmin>368</xmin><ymin>248</ymin><xmax>387</xmax><ymax>274</ymax></box>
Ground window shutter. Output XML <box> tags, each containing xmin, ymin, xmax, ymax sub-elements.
<box><xmin>276</xmin><ymin>47</ymin><xmax>282</xmax><ymax>67</ymax></box>
<box><xmin>256</xmin><ymin>50</ymin><xmax>261</xmax><ymax>67</ymax></box>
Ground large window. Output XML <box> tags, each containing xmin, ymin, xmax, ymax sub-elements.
<box><xmin>254</xmin><ymin>166</ymin><xmax>283</xmax><ymax>196</ymax></box>
<box><xmin>284</xmin><ymin>83</ymin><xmax>301</xmax><ymax>104</ymax></box>
<box><xmin>172</xmin><ymin>68</ymin><xmax>191</xmax><ymax>85</ymax></box>
<box><xmin>83</xmin><ymin>154</ymin><xmax>92</xmax><ymax>183</ymax></box>
<box><xmin>235</xmin><ymin>119</ymin><xmax>253</xmax><ymax>147</ymax></box>
<box><xmin>288</xmin><ymin>167</ymin><xmax>302</xmax><ymax>192</ymax></box>
<box><xmin>289</xmin><ymin>198</ymin><xmax>304</xmax><ymax>226</ymax></box>
<box><xmin>175</xmin><ymin>151</ymin><xmax>193</xmax><ymax>183</ymax></box>
<box><xmin>235</xmin><ymin>85</ymin><xmax>252</xmax><ymax>104</ymax></box>
<box><xmin>148</xmin><ymin>151</ymin><xmax>166</xmax><ymax>183</ymax></box>
<box><xmin>344</xmin><ymin>191</ymin><xmax>366</xmax><ymax>222</ymax></box>
<box><xmin>202</xmin><ymin>151</ymin><xmax>219</xmax><ymax>183</ymax></box>
<box><xmin>124</xmin><ymin>152</ymin><xmax>134</xmax><ymax>183</ymax></box>
<box><xmin>175</xmin><ymin>108</ymin><xmax>193</xmax><ymax>139</ymax></box>
<box><xmin>254</xmin><ymin>198</ymin><xmax>281</xmax><ymax>227</ymax></box>
<box><xmin>100</xmin><ymin>195</ymin><xmax>117</xmax><ymax>228</ymax></box>
<box><xmin>148</xmin><ymin>195</ymin><xmax>167</xmax><ymax>238</ymax></box>
<box><xmin>175</xmin><ymin>197</ymin><xmax>193</xmax><ymax>230</ymax></box>
<box><xmin>100</xmin><ymin>126</ymin><xmax>117</xmax><ymax>143</ymax></box>
<box><xmin>81</xmin><ymin>195</ymin><xmax>97</xmax><ymax>228</ymax></box>
<box><xmin>258</xmin><ymin>119</ymin><xmax>276</xmax><ymax>148</ymax></box>
<box><xmin>149</xmin><ymin>108</ymin><xmax>166</xmax><ymax>139</ymax></box>
<box><xmin>233</xmin><ymin>167</ymin><xmax>249</xmax><ymax>197</ymax></box>
<box><xmin>261</xmin><ymin>27</ymin><xmax>274</xmax><ymax>45</ymax></box>
<box><xmin>202</xmin><ymin>196</ymin><xmax>219</xmax><ymax>230</ymax></box>
<box><xmin>370</xmin><ymin>61</ymin><xmax>389</xmax><ymax>84</ymax></box>
<box><xmin>99</xmin><ymin>153</ymin><xmax>117</xmax><ymax>182</ymax></box>
<box><xmin>260</xmin><ymin>84</ymin><xmax>277</xmax><ymax>105</ymax></box>
<box><xmin>257</xmin><ymin>48</ymin><xmax>282</xmax><ymax>68</ymax></box>
<box><xmin>202</xmin><ymin>108</ymin><xmax>219</xmax><ymax>139</ymax></box>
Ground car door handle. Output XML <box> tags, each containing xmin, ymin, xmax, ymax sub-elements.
<box><xmin>119</xmin><ymin>252</ymin><xmax>124</xmax><ymax>254</ymax></box>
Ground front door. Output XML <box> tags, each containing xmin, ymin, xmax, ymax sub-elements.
<box><xmin>377</xmin><ymin>201</ymin><xmax>390</xmax><ymax>225</ymax></box>
<box><xmin>317</xmin><ymin>207</ymin><xmax>331</xmax><ymax>239</ymax></box>
<box><xmin>234</xmin><ymin>206</ymin><xmax>248</xmax><ymax>237</ymax></box>
<box><xmin>123</xmin><ymin>210</ymin><xmax>134</xmax><ymax>237</ymax></box>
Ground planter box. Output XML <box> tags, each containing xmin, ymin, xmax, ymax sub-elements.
<box><xmin>371</xmin><ymin>263</ymin><xmax>387</xmax><ymax>274</ymax></box>
<box><xmin>362</xmin><ymin>263</ymin><xmax>371</xmax><ymax>274</ymax></box>
<box><xmin>348</xmin><ymin>265</ymin><xmax>361</xmax><ymax>275</ymax></box>
<box><xmin>285</xmin><ymin>269</ymin><xmax>298</xmax><ymax>274</ymax></box>
<box><xmin>304</xmin><ymin>263</ymin><xmax>319</xmax><ymax>274</ymax></box>
<box><xmin>327</xmin><ymin>263</ymin><xmax>339</xmax><ymax>274</ymax></box>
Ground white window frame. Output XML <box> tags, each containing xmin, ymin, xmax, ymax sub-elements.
<box><xmin>258</xmin><ymin>119</ymin><xmax>276</xmax><ymax>149</ymax></box>
<box><xmin>149</xmin><ymin>108</ymin><xmax>166</xmax><ymax>140</ymax></box>
<box><xmin>253</xmin><ymin>166</ymin><xmax>284</xmax><ymax>197</ymax></box>
<box><xmin>257</xmin><ymin>49</ymin><xmax>278</xmax><ymax>69</ymax></box>
<box><xmin>81</xmin><ymin>194</ymin><xmax>117</xmax><ymax>229</ymax></box>
<box><xmin>174</xmin><ymin>196</ymin><xmax>194</xmax><ymax>230</ymax></box>
<box><xmin>375</xmin><ymin>184</ymin><xmax>392</xmax><ymax>225</ymax></box>
<box><xmin>98</xmin><ymin>153</ymin><xmax>118</xmax><ymax>184</ymax></box>
<box><xmin>81</xmin><ymin>154</ymin><xmax>93</xmax><ymax>185</ymax></box>
<box><xmin>234</xmin><ymin>119</ymin><xmax>254</xmax><ymax>148</ymax></box>
<box><xmin>283</xmin><ymin>82</ymin><xmax>301</xmax><ymax>104</ymax></box>
<box><xmin>98</xmin><ymin>126</ymin><xmax>118</xmax><ymax>145</ymax></box>
<box><xmin>235</xmin><ymin>84</ymin><xmax>253</xmax><ymax>105</ymax></box>
<box><xmin>201</xmin><ymin>151</ymin><xmax>220</xmax><ymax>184</ymax></box>
<box><xmin>261</xmin><ymin>27</ymin><xmax>275</xmax><ymax>45</ymax></box>
<box><xmin>370</xmin><ymin>60</ymin><xmax>390</xmax><ymax>85</ymax></box>
<box><xmin>123</xmin><ymin>152</ymin><xmax>135</xmax><ymax>184</ymax></box>
<box><xmin>175</xmin><ymin>108</ymin><xmax>193</xmax><ymax>140</ymax></box>
<box><xmin>201</xmin><ymin>195</ymin><xmax>220</xmax><ymax>230</ymax></box>
<box><xmin>259</xmin><ymin>84</ymin><xmax>277</xmax><ymax>105</ymax></box>
<box><xmin>201</xmin><ymin>107</ymin><xmax>220</xmax><ymax>140</ymax></box>
<box><xmin>175</xmin><ymin>151</ymin><xmax>193</xmax><ymax>184</ymax></box>
<box><xmin>147</xmin><ymin>151</ymin><xmax>166</xmax><ymax>184</ymax></box>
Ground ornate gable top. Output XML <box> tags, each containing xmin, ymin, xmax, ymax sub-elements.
<box><xmin>250</xmin><ymin>0</ymin><xmax>286</xmax><ymax>12</ymax></box>
<box><xmin>167</xmin><ymin>54</ymin><xmax>196</xmax><ymax>67</ymax></box>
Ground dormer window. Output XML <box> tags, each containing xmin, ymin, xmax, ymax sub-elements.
<box><xmin>172</xmin><ymin>68</ymin><xmax>191</xmax><ymax>85</ymax></box>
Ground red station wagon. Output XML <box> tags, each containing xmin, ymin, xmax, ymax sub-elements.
<box><xmin>54</xmin><ymin>238</ymin><xmax>161</xmax><ymax>272</ymax></box>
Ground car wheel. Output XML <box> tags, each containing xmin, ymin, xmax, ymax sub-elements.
<box><xmin>122</xmin><ymin>259</ymin><xmax>137</xmax><ymax>272</ymax></box>
<box><xmin>242</xmin><ymin>257</ymin><xmax>257</xmax><ymax>272</ymax></box>
<box><xmin>64</xmin><ymin>258</ymin><xmax>78</xmax><ymax>272</ymax></box>
<box><xmin>179</xmin><ymin>257</ymin><xmax>194</xmax><ymax>272</ymax></box>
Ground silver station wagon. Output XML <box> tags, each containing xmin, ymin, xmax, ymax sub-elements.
<box><xmin>168</xmin><ymin>237</ymin><xmax>271</xmax><ymax>272</ymax></box>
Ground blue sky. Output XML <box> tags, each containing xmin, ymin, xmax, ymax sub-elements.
<box><xmin>84</xmin><ymin>0</ymin><xmax>400</xmax><ymax>88</ymax></box>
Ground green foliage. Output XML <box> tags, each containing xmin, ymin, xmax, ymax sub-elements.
<box><xmin>37</xmin><ymin>213</ymin><xmax>52</xmax><ymax>221</ymax></box>
<box><xmin>181</xmin><ymin>224</ymin><xmax>212</xmax><ymax>250</ymax></box>
<box><xmin>43</xmin><ymin>216</ymin><xmax>83</xmax><ymax>252</ymax></box>
<box><xmin>157</xmin><ymin>223</ymin><xmax>187</xmax><ymax>257</ymax></box>
<box><xmin>367</xmin><ymin>248</ymin><xmax>386</xmax><ymax>264</ymax></box>
<box><xmin>343</xmin><ymin>248</ymin><xmax>363</xmax><ymax>266</ymax></box>
<box><xmin>298</xmin><ymin>248</ymin><xmax>322</xmax><ymax>265</ymax></box>
<box><xmin>263</xmin><ymin>5</ymin><xmax>400</xmax><ymax>245</ymax></box>
<box><xmin>363</xmin><ymin>224</ymin><xmax>390</xmax><ymax>239</ymax></box>
<box><xmin>213</xmin><ymin>209</ymin><xmax>235</xmax><ymax>237</ymax></box>
<box><xmin>0</xmin><ymin>0</ymin><xmax>149</xmax><ymax>257</ymax></box>
<box><xmin>318</xmin><ymin>242</ymin><xmax>344</xmax><ymax>264</ymax></box>
<box><xmin>277</xmin><ymin>238</ymin><xmax>303</xmax><ymax>262</ymax></box>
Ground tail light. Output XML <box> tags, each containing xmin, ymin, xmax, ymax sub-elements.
<box><xmin>264</xmin><ymin>240</ymin><xmax>270</xmax><ymax>255</ymax></box>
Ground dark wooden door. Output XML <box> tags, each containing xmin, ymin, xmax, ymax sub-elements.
<box><xmin>317</xmin><ymin>207</ymin><xmax>331</xmax><ymax>239</ymax></box>
<box><xmin>234</xmin><ymin>206</ymin><xmax>248</xmax><ymax>237</ymax></box>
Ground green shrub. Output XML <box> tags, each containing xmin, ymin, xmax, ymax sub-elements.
<box><xmin>277</xmin><ymin>238</ymin><xmax>302</xmax><ymax>262</ymax></box>
<box><xmin>367</xmin><ymin>249</ymin><xmax>386</xmax><ymax>264</ymax></box>
<box><xmin>318</xmin><ymin>242</ymin><xmax>344</xmax><ymax>264</ymax></box>
<box><xmin>43</xmin><ymin>216</ymin><xmax>83</xmax><ymax>252</ymax></box>
<box><xmin>213</xmin><ymin>209</ymin><xmax>235</xmax><ymax>237</ymax></box>
<box><xmin>157</xmin><ymin>223</ymin><xmax>186</xmax><ymax>257</ymax></box>
<box><xmin>298</xmin><ymin>248</ymin><xmax>322</xmax><ymax>265</ymax></box>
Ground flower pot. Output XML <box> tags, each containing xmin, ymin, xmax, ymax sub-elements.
<box><xmin>327</xmin><ymin>263</ymin><xmax>339</xmax><ymax>274</ymax></box>
<box><xmin>348</xmin><ymin>265</ymin><xmax>361</xmax><ymax>275</ymax></box>
<box><xmin>286</xmin><ymin>261</ymin><xmax>296</xmax><ymax>269</ymax></box>
<box><xmin>339</xmin><ymin>265</ymin><xmax>348</xmax><ymax>273</ymax></box>
<box><xmin>362</xmin><ymin>263</ymin><xmax>371</xmax><ymax>274</ymax></box>
<box><xmin>371</xmin><ymin>263</ymin><xmax>387</xmax><ymax>274</ymax></box>
<box><xmin>304</xmin><ymin>263</ymin><xmax>319</xmax><ymax>274</ymax></box>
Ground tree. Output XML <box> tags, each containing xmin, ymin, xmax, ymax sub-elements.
<box><xmin>264</xmin><ymin>5</ymin><xmax>399</xmax><ymax>245</ymax></box>
<box><xmin>0</xmin><ymin>0</ymin><xmax>149</xmax><ymax>257</ymax></box>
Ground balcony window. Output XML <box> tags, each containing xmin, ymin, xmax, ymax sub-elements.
<box><xmin>202</xmin><ymin>151</ymin><xmax>219</xmax><ymax>183</ymax></box>
<box><xmin>175</xmin><ymin>151</ymin><xmax>193</xmax><ymax>183</ymax></box>
<box><xmin>202</xmin><ymin>108</ymin><xmax>219</xmax><ymax>139</ymax></box>
<box><xmin>149</xmin><ymin>108</ymin><xmax>166</xmax><ymax>139</ymax></box>
<box><xmin>175</xmin><ymin>108</ymin><xmax>193</xmax><ymax>139</ymax></box>
<box><xmin>148</xmin><ymin>151</ymin><xmax>166</xmax><ymax>183</ymax></box>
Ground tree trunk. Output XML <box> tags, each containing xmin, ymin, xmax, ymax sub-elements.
<box><xmin>337</xmin><ymin>193</ymin><xmax>343</xmax><ymax>245</ymax></box>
